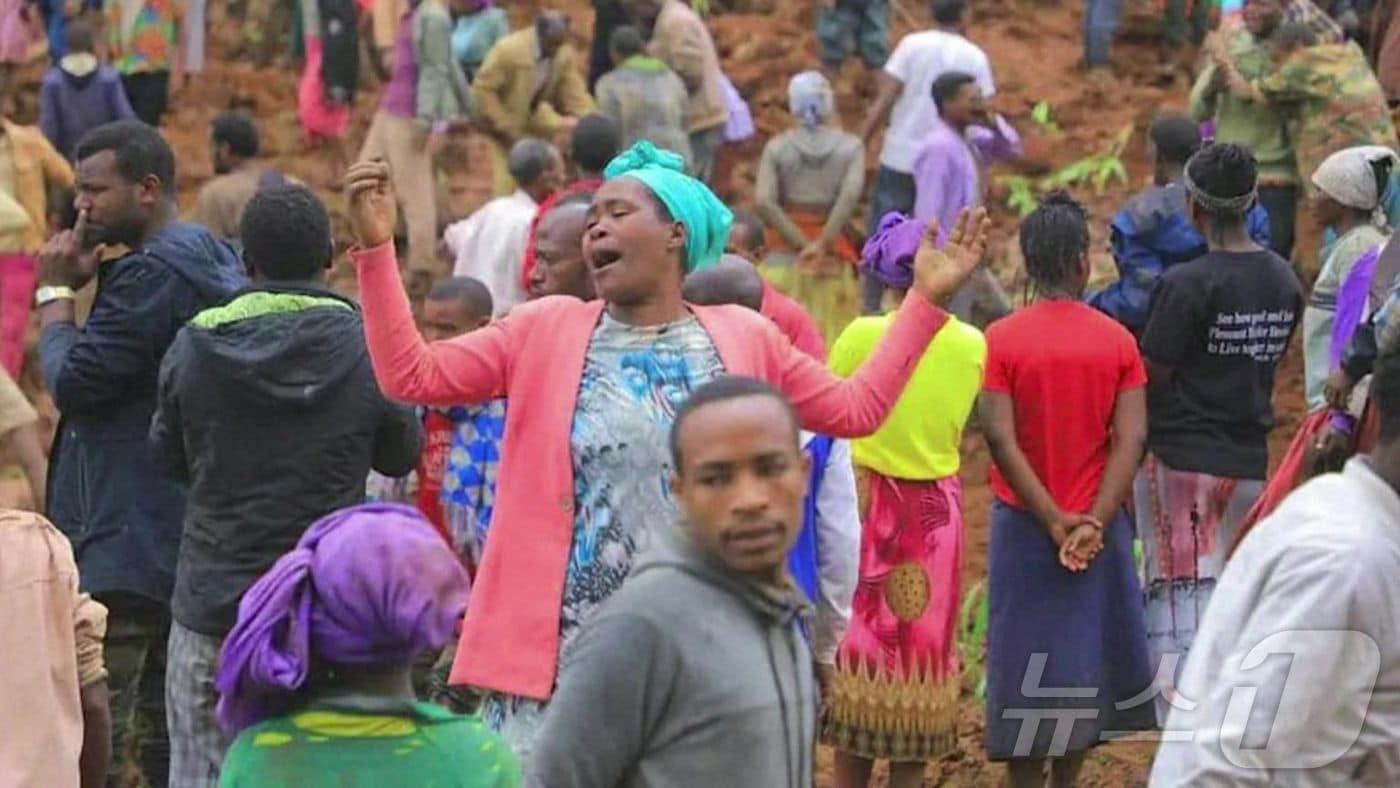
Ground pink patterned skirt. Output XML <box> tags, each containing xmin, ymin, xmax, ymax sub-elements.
<box><xmin>823</xmin><ymin>471</ymin><xmax>963</xmax><ymax>761</ymax></box>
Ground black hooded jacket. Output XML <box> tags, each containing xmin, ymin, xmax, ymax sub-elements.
<box><xmin>151</xmin><ymin>282</ymin><xmax>421</xmax><ymax>635</ymax></box>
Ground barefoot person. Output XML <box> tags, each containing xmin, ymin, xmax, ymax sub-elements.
<box><xmin>982</xmin><ymin>193</ymin><xmax>1156</xmax><ymax>787</ymax></box>
<box><xmin>344</xmin><ymin>141</ymin><xmax>987</xmax><ymax>760</ymax></box>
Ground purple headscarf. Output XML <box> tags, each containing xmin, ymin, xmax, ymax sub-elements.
<box><xmin>860</xmin><ymin>211</ymin><xmax>928</xmax><ymax>290</ymax></box>
<box><xmin>215</xmin><ymin>503</ymin><xmax>470</xmax><ymax>736</ymax></box>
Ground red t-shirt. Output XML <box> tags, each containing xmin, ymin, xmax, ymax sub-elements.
<box><xmin>416</xmin><ymin>410</ymin><xmax>456</xmax><ymax>547</ymax></box>
<box><xmin>760</xmin><ymin>280</ymin><xmax>827</xmax><ymax>362</ymax></box>
<box><xmin>984</xmin><ymin>300</ymin><xmax>1146</xmax><ymax>514</ymax></box>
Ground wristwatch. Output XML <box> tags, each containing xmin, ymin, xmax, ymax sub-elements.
<box><xmin>34</xmin><ymin>285</ymin><xmax>76</xmax><ymax>307</ymax></box>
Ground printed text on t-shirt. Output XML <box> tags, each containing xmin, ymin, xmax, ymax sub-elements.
<box><xmin>1205</xmin><ymin>309</ymin><xmax>1294</xmax><ymax>361</ymax></box>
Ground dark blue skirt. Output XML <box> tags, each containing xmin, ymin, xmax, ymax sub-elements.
<box><xmin>984</xmin><ymin>501</ymin><xmax>1157</xmax><ymax>760</ymax></box>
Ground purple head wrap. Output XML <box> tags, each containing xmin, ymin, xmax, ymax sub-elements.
<box><xmin>859</xmin><ymin>211</ymin><xmax>928</xmax><ymax>290</ymax></box>
<box><xmin>215</xmin><ymin>503</ymin><xmax>470</xmax><ymax>736</ymax></box>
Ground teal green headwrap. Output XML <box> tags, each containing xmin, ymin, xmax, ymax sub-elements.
<box><xmin>603</xmin><ymin>141</ymin><xmax>732</xmax><ymax>273</ymax></box>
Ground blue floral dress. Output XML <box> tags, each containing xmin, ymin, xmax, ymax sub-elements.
<box><xmin>480</xmin><ymin>312</ymin><xmax>724</xmax><ymax>760</ymax></box>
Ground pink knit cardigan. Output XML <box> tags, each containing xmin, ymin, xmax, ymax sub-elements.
<box><xmin>352</xmin><ymin>241</ymin><xmax>949</xmax><ymax>700</ymax></box>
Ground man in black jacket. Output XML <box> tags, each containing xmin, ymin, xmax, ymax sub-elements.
<box><xmin>150</xmin><ymin>183</ymin><xmax>421</xmax><ymax>784</ymax></box>
<box><xmin>36</xmin><ymin>119</ymin><xmax>247</xmax><ymax>786</ymax></box>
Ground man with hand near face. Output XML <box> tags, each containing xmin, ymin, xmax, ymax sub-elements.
<box><xmin>36</xmin><ymin>119</ymin><xmax>245</xmax><ymax>787</ymax></box>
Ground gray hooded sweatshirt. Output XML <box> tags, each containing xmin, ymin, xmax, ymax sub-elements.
<box><xmin>527</xmin><ymin>527</ymin><xmax>816</xmax><ymax>788</ymax></box>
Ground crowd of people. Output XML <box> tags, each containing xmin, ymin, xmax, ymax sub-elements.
<box><xmin>4</xmin><ymin>0</ymin><xmax>1400</xmax><ymax>786</ymax></box>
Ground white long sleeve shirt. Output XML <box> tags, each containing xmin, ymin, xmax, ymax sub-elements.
<box><xmin>804</xmin><ymin>432</ymin><xmax>860</xmax><ymax>665</ymax></box>
<box><xmin>445</xmin><ymin>189</ymin><xmax>536</xmax><ymax>316</ymax></box>
<box><xmin>1150</xmin><ymin>457</ymin><xmax>1400</xmax><ymax>786</ymax></box>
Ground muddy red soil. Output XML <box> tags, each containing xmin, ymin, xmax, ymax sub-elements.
<box><xmin>3</xmin><ymin>0</ymin><xmax>1313</xmax><ymax>785</ymax></box>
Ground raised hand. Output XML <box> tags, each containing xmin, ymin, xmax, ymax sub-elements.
<box><xmin>344</xmin><ymin>159</ymin><xmax>398</xmax><ymax>250</ymax></box>
<box><xmin>912</xmin><ymin>206</ymin><xmax>990</xmax><ymax>306</ymax></box>
<box><xmin>37</xmin><ymin>210</ymin><xmax>97</xmax><ymax>289</ymax></box>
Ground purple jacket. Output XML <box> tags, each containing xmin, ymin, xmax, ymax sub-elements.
<box><xmin>910</xmin><ymin>114</ymin><xmax>1021</xmax><ymax>241</ymax></box>
<box><xmin>39</xmin><ymin>66</ymin><xmax>136</xmax><ymax>161</ymax></box>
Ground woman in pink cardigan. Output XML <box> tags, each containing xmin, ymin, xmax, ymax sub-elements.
<box><xmin>344</xmin><ymin>143</ymin><xmax>988</xmax><ymax>758</ymax></box>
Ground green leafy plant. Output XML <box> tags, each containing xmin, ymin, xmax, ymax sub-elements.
<box><xmin>1030</xmin><ymin>101</ymin><xmax>1060</xmax><ymax>135</ymax></box>
<box><xmin>998</xmin><ymin>124</ymin><xmax>1134</xmax><ymax>216</ymax></box>
<box><xmin>1004</xmin><ymin>175</ymin><xmax>1039</xmax><ymax>217</ymax></box>
<box><xmin>958</xmin><ymin>580</ymin><xmax>989</xmax><ymax>698</ymax></box>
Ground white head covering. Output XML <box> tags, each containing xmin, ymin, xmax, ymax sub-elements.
<box><xmin>1310</xmin><ymin>145</ymin><xmax>1400</xmax><ymax>223</ymax></box>
<box><xmin>787</xmin><ymin>71</ymin><xmax>833</xmax><ymax>131</ymax></box>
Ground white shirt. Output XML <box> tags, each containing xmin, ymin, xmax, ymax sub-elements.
<box><xmin>445</xmin><ymin>189</ymin><xmax>537</xmax><ymax>316</ymax></box>
<box><xmin>879</xmin><ymin>29</ymin><xmax>995</xmax><ymax>173</ymax></box>
<box><xmin>1149</xmin><ymin>457</ymin><xmax>1400</xmax><ymax>786</ymax></box>
<box><xmin>803</xmin><ymin>431</ymin><xmax>860</xmax><ymax>665</ymax></box>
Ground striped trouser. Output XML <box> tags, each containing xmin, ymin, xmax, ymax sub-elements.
<box><xmin>166</xmin><ymin>621</ymin><xmax>229</xmax><ymax>788</ymax></box>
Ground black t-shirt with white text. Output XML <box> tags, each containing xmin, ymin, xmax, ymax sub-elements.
<box><xmin>1139</xmin><ymin>249</ymin><xmax>1303</xmax><ymax>479</ymax></box>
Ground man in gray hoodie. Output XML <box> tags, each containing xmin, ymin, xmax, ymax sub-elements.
<box><xmin>528</xmin><ymin>376</ymin><xmax>817</xmax><ymax>787</ymax></box>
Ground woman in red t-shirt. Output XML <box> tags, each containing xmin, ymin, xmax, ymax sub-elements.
<box><xmin>979</xmin><ymin>192</ymin><xmax>1157</xmax><ymax>786</ymax></box>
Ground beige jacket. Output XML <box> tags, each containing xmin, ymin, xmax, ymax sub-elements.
<box><xmin>648</xmin><ymin>0</ymin><xmax>728</xmax><ymax>133</ymax></box>
<box><xmin>471</xmin><ymin>27</ymin><xmax>595</xmax><ymax>143</ymax></box>
<box><xmin>0</xmin><ymin>511</ymin><xmax>107</xmax><ymax>788</ymax></box>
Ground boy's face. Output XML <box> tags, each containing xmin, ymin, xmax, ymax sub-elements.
<box><xmin>421</xmin><ymin>297</ymin><xmax>486</xmax><ymax>341</ymax></box>
<box><xmin>670</xmin><ymin>396</ymin><xmax>809</xmax><ymax>581</ymax></box>
<box><xmin>725</xmin><ymin>224</ymin><xmax>764</xmax><ymax>261</ymax></box>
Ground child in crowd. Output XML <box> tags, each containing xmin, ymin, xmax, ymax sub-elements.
<box><xmin>367</xmin><ymin>276</ymin><xmax>495</xmax><ymax>558</ymax></box>
<box><xmin>824</xmin><ymin>213</ymin><xmax>985</xmax><ymax>788</ymax></box>
<box><xmin>38</xmin><ymin>19</ymin><xmax>136</xmax><ymax>161</ymax></box>
<box><xmin>981</xmin><ymin>192</ymin><xmax>1156</xmax><ymax>787</ymax></box>
<box><xmin>529</xmin><ymin>377</ymin><xmax>817</xmax><ymax>787</ymax></box>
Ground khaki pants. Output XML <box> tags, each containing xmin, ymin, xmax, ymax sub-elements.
<box><xmin>359</xmin><ymin>111</ymin><xmax>440</xmax><ymax>275</ymax></box>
